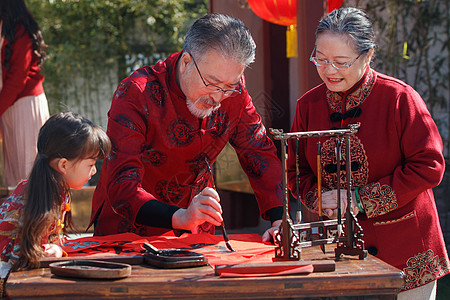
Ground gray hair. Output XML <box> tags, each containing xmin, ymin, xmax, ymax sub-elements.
<box><xmin>183</xmin><ymin>13</ymin><xmax>256</xmax><ymax>67</ymax></box>
<box><xmin>316</xmin><ymin>7</ymin><xmax>376</xmax><ymax>55</ymax></box>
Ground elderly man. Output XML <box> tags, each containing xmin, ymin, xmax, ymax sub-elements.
<box><xmin>90</xmin><ymin>13</ymin><xmax>284</xmax><ymax>242</ymax></box>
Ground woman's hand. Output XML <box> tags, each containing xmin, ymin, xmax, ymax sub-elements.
<box><xmin>172</xmin><ymin>187</ymin><xmax>223</xmax><ymax>232</ymax></box>
<box><xmin>321</xmin><ymin>189</ymin><xmax>359</xmax><ymax>218</ymax></box>
<box><xmin>261</xmin><ymin>219</ymin><xmax>283</xmax><ymax>243</ymax></box>
<box><xmin>43</xmin><ymin>243</ymin><xmax>64</xmax><ymax>257</ymax></box>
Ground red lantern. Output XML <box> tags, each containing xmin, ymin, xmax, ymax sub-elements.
<box><xmin>247</xmin><ymin>0</ymin><xmax>296</xmax><ymax>27</ymax></box>
<box><xmin>248</xmin><ymin>0</ymin><xmax>297</xmax><ymax>57</ymax></box>
<box><xmin>327</xmin><ymin>0</ymin><xmax>344</xmax><ymax>13</ymax></box>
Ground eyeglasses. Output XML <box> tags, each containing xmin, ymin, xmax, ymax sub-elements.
<box><xmin>309</xmin><ymin>47</ymin><xmax>362</xmax><ymax>70</ymax></box>
<box><xmin>188</xmin><ymin>52</ymin><xmax>242</xmax><ymax>97</ymax></box>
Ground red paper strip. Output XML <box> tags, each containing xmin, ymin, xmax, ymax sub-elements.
<box><xmin>218</xmin><ymin>264</ymin><xmax>314</xmax><ymax>278</ymax></box>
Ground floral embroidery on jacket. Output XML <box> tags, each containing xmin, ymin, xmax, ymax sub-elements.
<box><xmin>321</xmin><ymin>135</ymin><xmax>368</xmax><ymax>190</ymax></box>
<box><xmin>305</xmin><ymin>135</ymin><xmax>370</xmax><ymax>213</ymax></box>
<box><xmin>402</xmin><ymin>249</ymin><xmax>450</xmax><ymax>291</ymax></box>
<box><xmin>359</xmin><ymin>182</ymin><xmax>398</xmax><ymax>218</ymax></box>
<box><xmin>304</xmin><ymin>189</ymin><xmax>320</xmax><ymax>212</ymax></box>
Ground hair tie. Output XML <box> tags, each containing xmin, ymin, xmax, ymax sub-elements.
<box><xmin>39</xmin><ymin>153</ymin><xmax>48</xmax><ymax>160</ymax></box>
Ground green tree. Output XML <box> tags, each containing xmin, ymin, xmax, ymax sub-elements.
<box><xmin>26</xmin><ymin>0</ymin><xmax>208</xmax><ymax>116</ymax></box>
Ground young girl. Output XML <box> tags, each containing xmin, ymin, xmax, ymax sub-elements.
<box><xmin>0</xmin><ymin>112</ymin><xmax>111</xmax><ymax>292</ymax></box>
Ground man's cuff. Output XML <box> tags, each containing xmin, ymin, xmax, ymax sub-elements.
<box><xmin>135</xmin><ymin>200</ymin><xmax>181</xmax><ymax>229</ymax></box>
<box><xmin>266</xmin><ymin>206</ymin><xmax>283</xmax><ymax>224</ymax></box>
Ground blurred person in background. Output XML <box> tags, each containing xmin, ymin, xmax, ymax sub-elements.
<box><xmin>0</xmin><ymin>0</ymin><xmax>50</xmax><ymax>187</ymax></box>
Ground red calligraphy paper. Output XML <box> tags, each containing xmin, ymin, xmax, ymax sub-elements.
<box><xmin>146</xmin><ymin>233</ymin><xmax>277</xmax><ymax>266</ymax></box>
<box><xmin>63</xmin><ymin>232</ymin><xmax>148</xmax><ymax>257</ymax></box>
<box><xmin>62</xmin><ymin>233</ymin><xmax>317</xmax><ymax>277</ymax></box>
<box><xmin>63</xmin><ymin>233</ymin><xmax>277</xmax><ymax>266</ymax></box>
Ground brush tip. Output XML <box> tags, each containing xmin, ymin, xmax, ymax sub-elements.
<box><xmin>225</xmin><ymin>242</ymin><xmax>235</xmax><ymax>252</ymax></box>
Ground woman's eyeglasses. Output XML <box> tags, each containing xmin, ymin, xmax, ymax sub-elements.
<box><xmin>309</xmin><ymin>47</ymin><xmax>362</xmax><ymax>70</ymax></box>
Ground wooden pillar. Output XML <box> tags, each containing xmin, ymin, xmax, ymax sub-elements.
<box><xmin>296</xmin><ymin>0</ymin><xmax>324</xmax><ymax>96</ymax></box>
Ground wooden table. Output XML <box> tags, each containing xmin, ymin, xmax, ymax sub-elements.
<box><xmin>6</xmin><ymin>246</ymin><xmax>404</xmax><ymax>299</ymax></box>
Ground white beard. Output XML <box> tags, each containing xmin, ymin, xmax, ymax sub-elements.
<box><xmin>186</xmin><ymin>97</ymin><xmax>221</xmax><ymax>119</ymax></box>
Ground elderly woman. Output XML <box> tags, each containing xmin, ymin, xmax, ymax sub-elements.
<box><xmin>288</xmin><ymin>7</ymin><xmax>449</xmax><ymax>298</ymax></box>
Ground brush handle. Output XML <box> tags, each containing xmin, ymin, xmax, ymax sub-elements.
<box><xmin>205</xmin><ymin>160</ymin><xmax>234</xmax><ymax>252</ymax></box>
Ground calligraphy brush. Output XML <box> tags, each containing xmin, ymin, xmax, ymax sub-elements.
<box><xmin>336</xmin><ymin>139</ymin><xmax>343</xmax><ymax>237</ymax></box>
<box><xmin>295</xmin><ymin>138</ymin><xmax>302</xmax><ymax>224</ymax></box>
<box><xmin>205</xmin><ymin>160</ymin><xmax>235</xmax><ymax>252</ymax></box>
<box><xmin>317</xmin><ymin>142</ymin><xmax>325</xmax><ymax>254</ymax></box>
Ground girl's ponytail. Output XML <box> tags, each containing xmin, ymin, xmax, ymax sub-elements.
<box><xmin>13</xmin><ymin>150</ymin><xmax>63</xmax><ymax>270</ymax></box>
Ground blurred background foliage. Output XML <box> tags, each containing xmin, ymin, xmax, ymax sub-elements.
<box><xmin>349</xmin><ymin>0</ymin><xmax>449</xmax><ymax>150</ymax></box>
<box><xmin>26</xmin><ymin>0</ymin><xmax>208</xmax><ymax>124</ymax></box>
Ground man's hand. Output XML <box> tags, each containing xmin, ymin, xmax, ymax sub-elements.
<box><xmin>261</xmin><ymin>219</ymin><xmax>282</xmax><ymax>243</ymax></box>
<box><xmin>172</xmin><ymin>187</ymin><xmax>223</xmax><ymax>232</ymax></box>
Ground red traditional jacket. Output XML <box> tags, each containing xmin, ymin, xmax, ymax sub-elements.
<box><xmin>287</xmin><ymin>68</ymin><xmax>449</xmax><ymax>290</ymax></box>
<box><xmin>0</xmin><ymin>23</ymin><xmax>44</xmax><ymax>117</ymax></box>
<box><xmin>90</xmin><ymin>52</ymin><xmax>283</xmax><ymax>237</ymax></box>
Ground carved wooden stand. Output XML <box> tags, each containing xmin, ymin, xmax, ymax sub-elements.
<box><xmin>270</xmin><ymin>123</ymin><xmax>367</xmax><ymax>261</ymax></box>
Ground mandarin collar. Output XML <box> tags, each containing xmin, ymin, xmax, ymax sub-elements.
<box><xmin>326</xmin><ymin>66</ymin><xmax>376</xmax><ymax>113</ymax></box>
<box><xmin>167</xmin><ymin>51</ymin><xmax>186</xmax><ymax>101</ymax></box>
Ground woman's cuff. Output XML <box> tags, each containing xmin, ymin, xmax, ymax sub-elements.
<box><xmin>354</xmin><ymin>187</ymin><xmax>364</xmax><ymax>213</ymax></box>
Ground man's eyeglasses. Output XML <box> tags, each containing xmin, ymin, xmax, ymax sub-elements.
<box><xmin>309</xmin><ymin>47</ymin><xmax>362</xmax><ymax>70</ymax></box>
<box><xmin>188</xmin><ymin>52</ymin><xmax>242</xmax><ymax>97</ymax></box>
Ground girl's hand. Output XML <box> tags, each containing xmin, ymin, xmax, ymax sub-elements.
<box><xmin>43</xmin><ymin>243</ymin><xmax>64</xmax><ymax>257</ymax></box>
